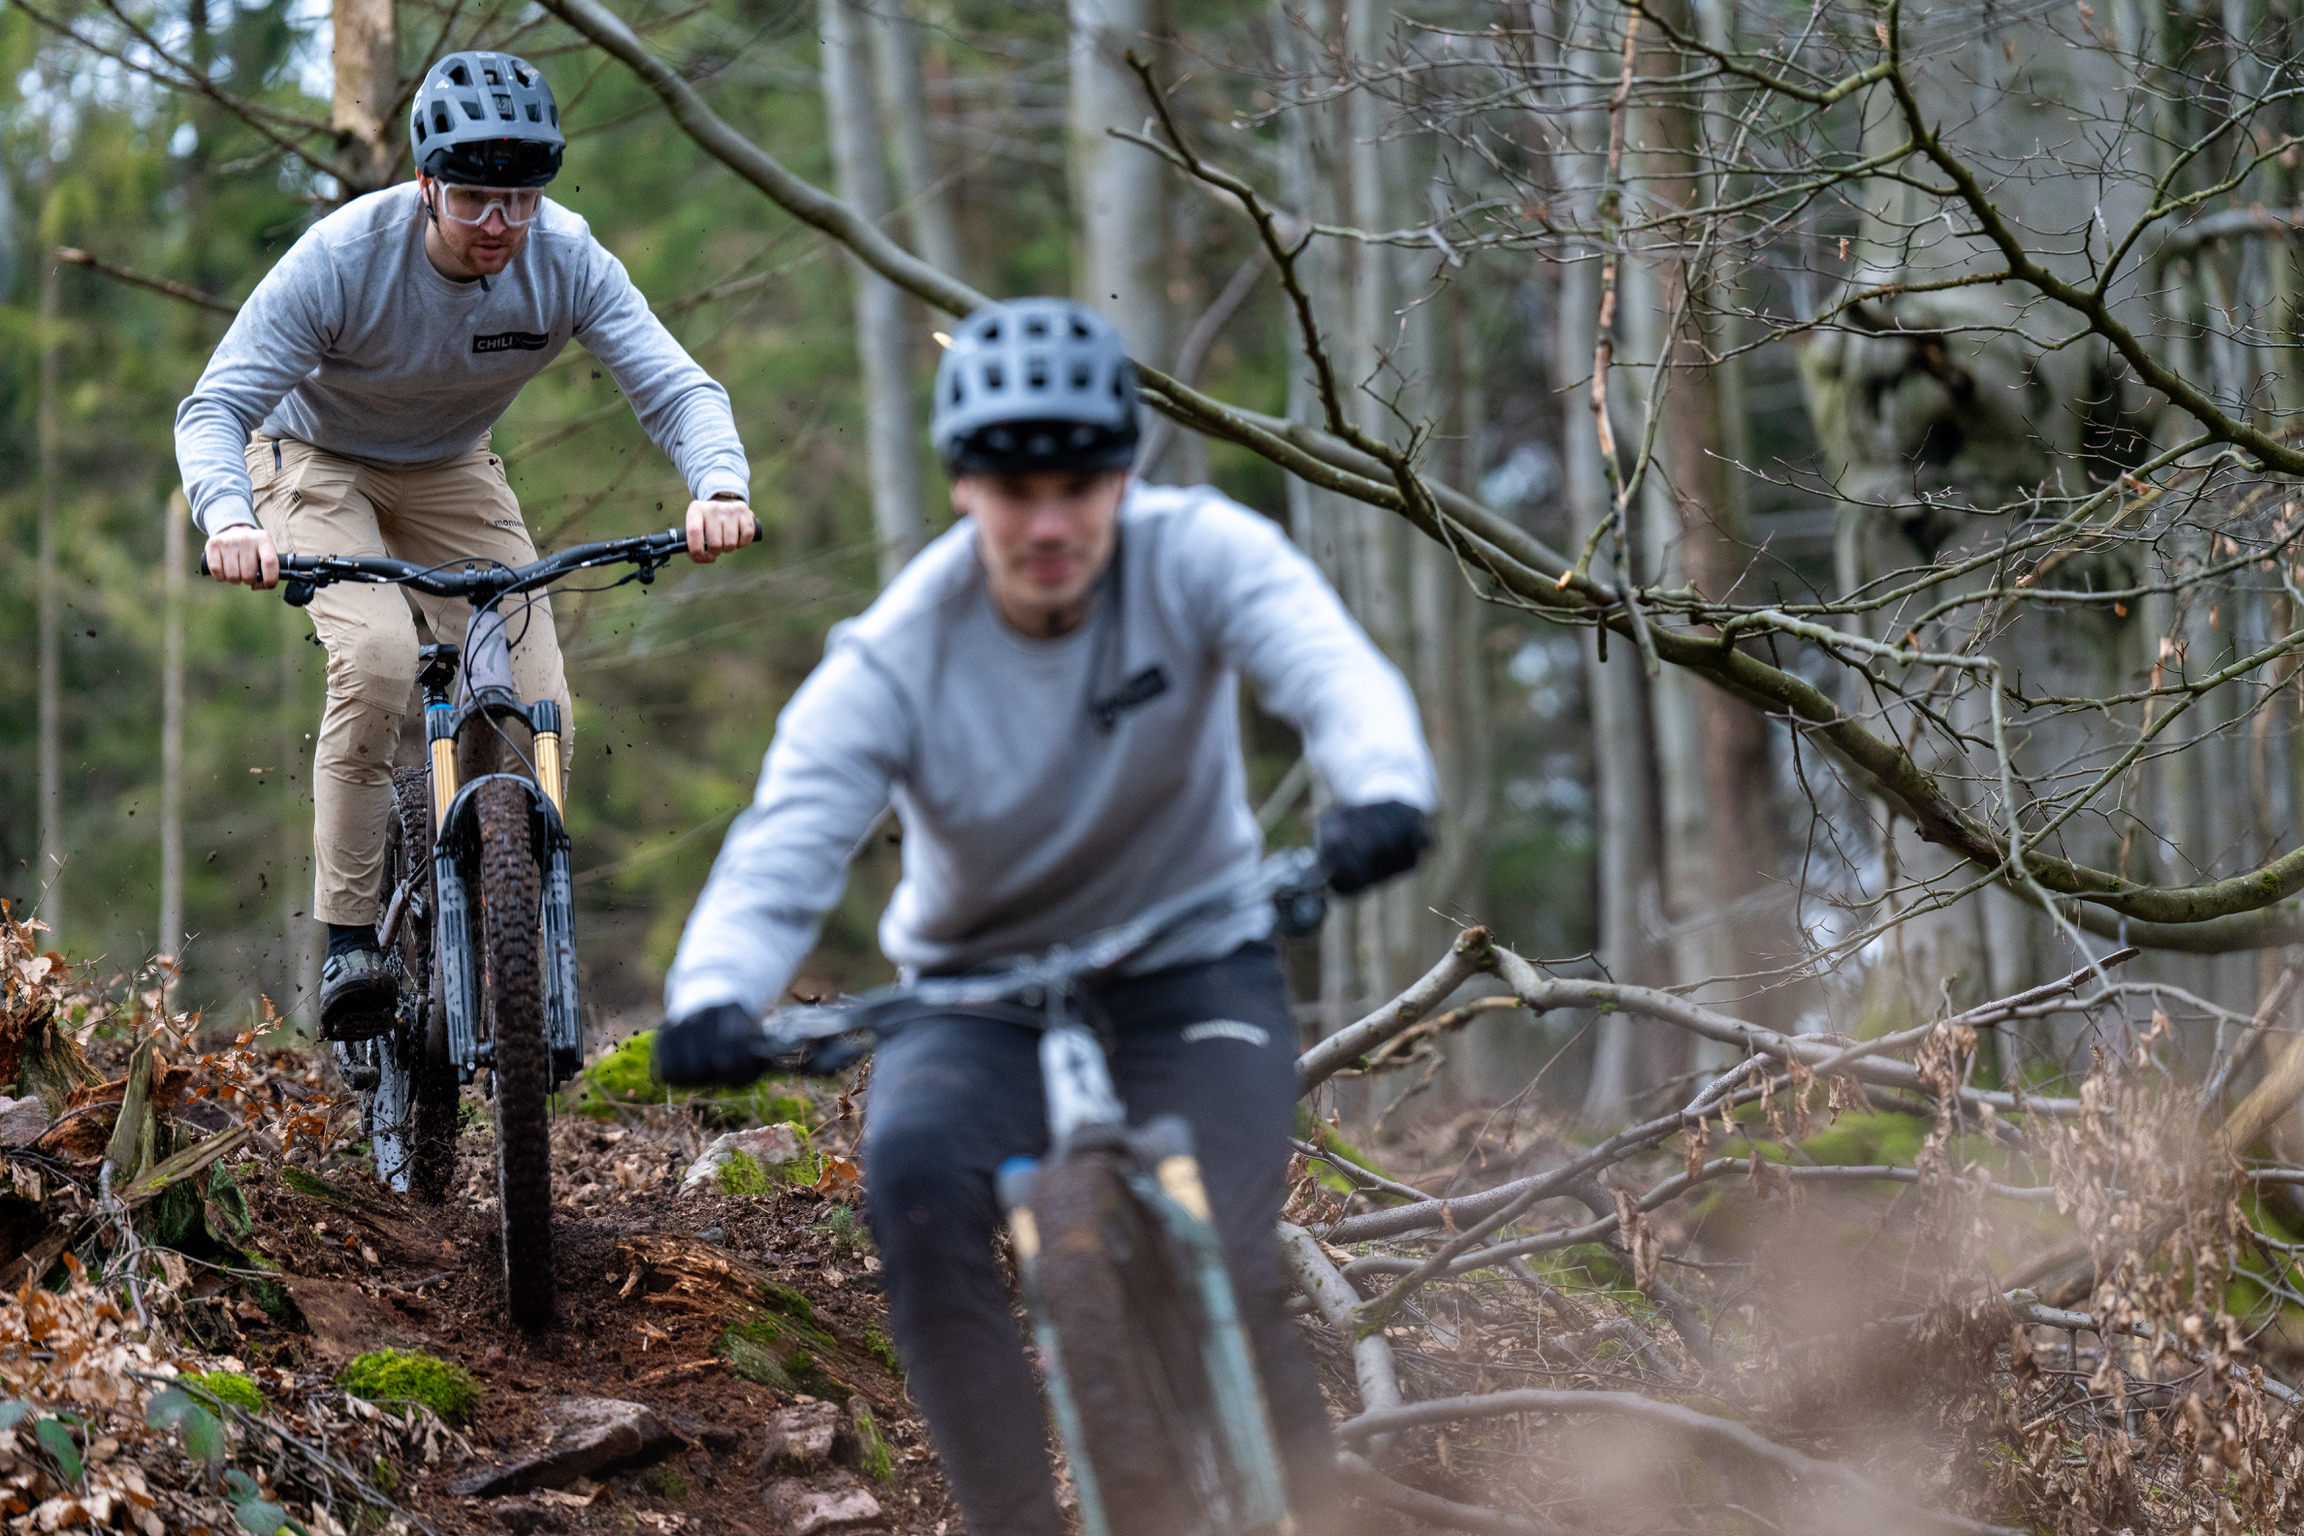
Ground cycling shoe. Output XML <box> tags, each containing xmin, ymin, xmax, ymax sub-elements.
<box><xmin>319</xmin><ymin>945</ymin><xmax>398</xmax><ymax>1042</ymax></box>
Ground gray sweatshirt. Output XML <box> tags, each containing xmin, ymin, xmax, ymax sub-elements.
<box><xmin>664</xmin><ymin>481</ymin><xmax>1437</xmax><ymax>1020</ymax></box>
<box><xmin>174</xmin><ymin>183</ymin><xmax>749</xmax><ymax>534</ymax></box>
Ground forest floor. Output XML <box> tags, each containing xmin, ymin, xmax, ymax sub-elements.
<box><xmin>222</xmin><ymin>1098</ymin><xmax>967</xmax><ymax>1536</ymax></box>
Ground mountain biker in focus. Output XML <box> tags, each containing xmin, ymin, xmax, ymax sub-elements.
<box><xmin>653</xmin><ymin>298</ymin><xmax>1434</xmax><ymax>1535</ymax></box>
<box><xmin>174</xmin><ymin>50</ymin><xmax>757</xmax><ymax>1039</ymax></box>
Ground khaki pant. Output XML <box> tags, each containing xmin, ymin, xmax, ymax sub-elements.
<box><xmin>251</xmin><ymin>433</ymin><xmax>572</xmax><ymax>926</ymax></box>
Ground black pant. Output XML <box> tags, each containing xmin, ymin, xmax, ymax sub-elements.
<box><xmin>863</xmin><ymin>941</ymin><xmax>1332</xmax><ymax>1536</ymax></box>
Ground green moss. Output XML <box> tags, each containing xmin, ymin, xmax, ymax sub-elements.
<box><xmin>184</xmin><ymin>1371</ymin><xmax>265</xmax><ymax>1414</ymax></box>
<box><xmin>718</xmin><ymin>1149</ymin><xmax>774</xmax><ymax>1196</ymax></box>
<box><xmin>239</xmin><ymin>1254</ymin><xmax>290</xmax><ymax>1319</ymax></box>
<box><xmin>575</xmin><ymin>1032</ymin><xmax>819</xmax><ymax>1129</ymax></box>
<box><xmin>811</xmin><ymin>1205</ymin><xmax>874</xmax><ymax>1258</ymax></box>
<box><xmin>862</xmin><ymin>1325</ymin><xmax>900</xmax><ymax>1371</ymax></box>
<box><xmin>760</xmin><ymin>1282</ymin><xmax>817</xmax><ymax>1325</ymax></box>
<box><xmin>642</xmin><ymin>1465</ymin><xmax>691</xmax><ymax>1500</ymax></box>
<box><xmin>716</xmin><ymin>1314</ymin><xmax>846</xmax><ymax>1399</ymax></box>
<box><xmin>851</xmin><ymin>1404</ymin><xmax>894</xmax><ymax>1485</ymax></box>
<box><xmin>1292</xmin><ymin>1106</ymin><xmax>1395</xmax><ymax>1196</ymax></box>
<box><xmin>338</xmin><ymin>1349</ymin><xmax>482</xmax><ymax>1423</ymax></box>
<box><xmin>716</xmin><ymin>1322</ymin><xmax>792</xmax><ymax>1389</ymax></box>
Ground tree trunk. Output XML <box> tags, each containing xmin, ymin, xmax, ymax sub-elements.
<box><xmin>870</xmin><ymin>0</ymin><xmax>963</xmax><ymax>282</ymax></box>
<box><xmin>331</xmin><ymin>0</ymin><xmax>399</xmax><ymax>195</ymax></box>
<box><xmin>1068</xmin><ymin>0</ymin><xmax>1170</xmax><ymax>473</ymax></box>
<box><xmin>36</xmin><ymin>202</ymin><xmax>65</xmax><ymax>943</ymax></box>
<box><xmin>1556</xmin><ymin>1</ymin><xmax>1664</xmax><ymax>1120</ymax></box>
<box><xmin>161</xmin><ymin>492</ymin><xmax>187</xmax><ymax>988</ymax></box>
<box><xmin>822</xmin><ymin>0</ymin><xmax>925</xmax><ymax>584</ymax></box>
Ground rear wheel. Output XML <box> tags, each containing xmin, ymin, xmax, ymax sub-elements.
<box><xmin>476</xmin><ymin>777</ymin><xmax>554</xmax><ymax>1331</ymax></box>
<box><xmin>1029</xmin><ymin>1152</ymin><xmax>1247</xmax><ymax>1536</ymax></box>
<box><xmin>374</xmin><ymin>768</ymin><xmax>461</xmax><ymax>1203</ymax></box>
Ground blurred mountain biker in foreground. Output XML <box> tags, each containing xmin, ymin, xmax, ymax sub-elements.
<box><xmin>174</xmin><ymin>49</ymin><xmax>758</xmax><ymax>1039</ymax></box>
<box><xmin>654</xmin><ymin>297</ymin><xmax>1434</xmax><ymax>1535</ymax></box>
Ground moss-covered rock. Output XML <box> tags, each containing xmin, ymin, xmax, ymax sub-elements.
<box><xmin>338</xmin><ymin>1349</ymin><xmax>482</xmax><ymax>1423</ymax></box>
<box><xmin>850</xmin><ymin>1403</ymin><xmax>894</xmax><ymax>1485</ymax></box>
<box><xmin>184</xmin><ymin>1370</ymin><xmax>265</xmax><ymax>1414</ymax></box>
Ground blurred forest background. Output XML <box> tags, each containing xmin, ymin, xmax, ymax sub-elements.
<box><xmin>0</xmin><ymin>0</ymin><xmax>1644</xmax><ymax>1062</ymax></box>
<box><xmin>17</xmin><ymin>0</ymin><xmax>2304</xmax><ymax>1128</ymax></box>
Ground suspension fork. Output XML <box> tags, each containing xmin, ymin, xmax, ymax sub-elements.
<box><xmin>416</xmin><ymin>647</ymin><xmax>483</xmax><ymax>1081</ymax></box>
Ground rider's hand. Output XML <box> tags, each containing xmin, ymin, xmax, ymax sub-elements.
<box><xmin>204</xmin><ymin>524</ymin><xmax>281</xmax><ymax>589</ymax></box>
<box><xmin>685</xmin><ymin>495</ymin><xmax>756</xmax><ymax>563</ymax></box>
<box><xmin>654</xmin><ymin>1002</ymin><xmax>775</xmax><ymax>1088</ymax></box>
<box><xmin>1315</xmin><ymin>801</ymin><xmax>1431</xmax><ymax>897</ymax></box>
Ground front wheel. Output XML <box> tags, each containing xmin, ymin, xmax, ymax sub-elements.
<box><xmin>475</xmin><ymin>777</ymin><xmax>554</xmax><ymax>1331</ymax></box>
<box><xmin>1026</xmin><ymin>1152</ymin><xmax>1278</xmax><ymax>1536</ymax></box>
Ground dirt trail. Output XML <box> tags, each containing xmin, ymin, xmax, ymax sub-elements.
<box><xmin>237</xmin><ymin>1105</ymin><xmax>963</xmax><ymax>1534</ymax></box>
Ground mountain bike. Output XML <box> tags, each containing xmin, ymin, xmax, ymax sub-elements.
<box><xmin>207</xmin><ymin>522</ymin><xmax>758</xmax><ymax>1330</ymax></box>
<box><xmin>765</xmin><ymin>850</ymin><xmax>1330</xmax><ymax>1536</ymax></box>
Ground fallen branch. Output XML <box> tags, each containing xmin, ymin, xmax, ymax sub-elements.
<box><xmin>1298</xmin><ymin>926</ymin><xmax>1493</xmax><ymax>1092</ymax></box>
<box><xmin>1335</xmin><ymin>1391</ymin><xmax>2023</xmax><ymax>1536</ymax></box>
<box><xmin>1278</xmin><ymin>1222</ymin><xmax>1401</xmax><ymax>1453</ymax></box>
<box><xmin>1334</xmin><ymin>1451</ymin><xmax>1583</xmax><ymax>1536</ymax></box>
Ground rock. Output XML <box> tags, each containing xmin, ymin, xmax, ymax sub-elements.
<box><xmin>763</xmin><ymin>1476</ymin><xmax>884</xmax><ymax>1535</ymax></box>
<box><xmin>452</xmin><ymin>1397</ymin><xmax>675</xmax><ymax>1497</ymax></box>
<box><xmin>753</xmin><ymin>1400</ymin><xmax>846</xmax><ymax>1476</ymax></box>
<box><xmin>0</xmin><ymin>1095</ymin><xmax>49</xmax><ymax>1146</ymax></box>
<box><xmin>680</xmin><ymin>1124</ymin><xmax>805</xmax><ymax>1198</ymax></box>
<box><xmin>698</xmin><ymin>1226</ymin><xmax>727</xmax><ymax>1245</ymax></box>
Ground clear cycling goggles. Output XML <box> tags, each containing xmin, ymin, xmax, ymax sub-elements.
<box><xmin>432</xmin><ymin>184</ymin><xmax>543</xmax><ymax>228</ymax></box>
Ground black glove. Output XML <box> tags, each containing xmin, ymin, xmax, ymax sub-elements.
<box><xmin>1315</xmin><ymin>801</ymin><xmax>1431</xmax><ymax>897</ymax></box>
<box><xmin>653</xmin><ymin>1002</ymin><xmax>775</xmax><ymax>1089</ymax></box>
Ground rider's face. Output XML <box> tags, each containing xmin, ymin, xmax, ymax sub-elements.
<box><xmin>954</xmin><ymin>468</ymin><xmax>1127</xmax><ymax>638</ymax></box>
<box><xmin>419</xmin><ymin>174</ymin><xmax>532</xmax><ymax>278</ymax></box>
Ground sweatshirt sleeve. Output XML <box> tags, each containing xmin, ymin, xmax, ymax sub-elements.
<box><xmin>1183</xmin><ymin>495</ymin><xmax>1437</xmax><ymax>811</ymax></box>
<box><xmin>663</xmin><ymin>639</ymin><xmax>911</xmax><ymax>1018</ymax></box>
<box><xmin>172</xmin><ymin>238</ymin><xmax>339</xmax><ymax>535</ymax></box>
<box><xmin>574</xmin><ymin>240</ymin><xmax>752</xmax><ymax>503</ymax></box>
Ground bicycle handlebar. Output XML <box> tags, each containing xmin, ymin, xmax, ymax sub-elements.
<box><xmin>765</xmin><ymin>847</ymin><xmax>1330</xmax><ymax>1047</ymax></box>
<box><xmin>199</xmin><ymin>515</ymin><xmax>768</xmax><ymax>603</ymax></box>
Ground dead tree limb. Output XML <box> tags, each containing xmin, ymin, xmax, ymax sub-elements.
<box><xmin>1336</xmin><ymin>1390</ymin><xmax>2023</xmax><ymax>1536</ymax></box>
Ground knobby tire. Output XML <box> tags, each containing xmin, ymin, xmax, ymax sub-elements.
<box><xmin>477</xmin><ymin>777</ymin><xmax>554</xmax><ymax>1332</ymax></box>
<box><xmin>1031</xmin><ymin>1152</ymin><xmax>1241</xmax><ymax>1536</ymax></box>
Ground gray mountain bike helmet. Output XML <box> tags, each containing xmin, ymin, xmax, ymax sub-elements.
<box><xmin>931</xmin><ymin>298</ymin><xmax>1140</xmax><ymax>475</ymax></box>
<box><xmin>409</xmin><ymin>50</ymin><xmax>564</xmax><ymax>187</ymax></box>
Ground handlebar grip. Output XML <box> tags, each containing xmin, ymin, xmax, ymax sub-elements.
<box><xmin>752</xmin><ymin>514</ymin><xmax>765</xmax><ymax>546</ymax></box>
<box><xmin>198</xmin><ymin>552</ymin><xmax>210</xmax><ymax>577</ymax></box>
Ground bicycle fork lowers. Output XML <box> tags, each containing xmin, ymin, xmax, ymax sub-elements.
<box><xmin>996</xmin><ymin>1011</ymin><xmax>1294</xmax><ymax>1536</ymax></box>
<box><xmin>422</xmin><ymin>600</ymin><xmax>582</xmax><ymax>1089</ymax></box>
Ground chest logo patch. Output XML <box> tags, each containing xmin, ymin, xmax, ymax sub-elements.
<box><xmin>1089</xmin><ymin>664</ymin><xmax>1170</xmax><ymax>732</ymax></box>
<box><xmin>472</xmin><ymin>330</ymin><xmax>549</xmax><ymax>354</ymax></box>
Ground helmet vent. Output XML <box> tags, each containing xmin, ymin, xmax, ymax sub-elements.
<box><xmin>460</xmin><ymin>97</ymin><xmax>484</xmax><ymax>120</ymax></box>
<box><xmin>414</xmin><ymin>119</ymin><xmax>427</xmax><ymax>143</ymax></box>
<box><xmin>483</xmin><ymin>66</ymin><xmax>501</xmax><ymax>85</ymax></box>
<box><xmin>1071</xmin><ymin>318</ymin><xmax>1091</xmax><ymax>339</ymax></box>
<box><xmin>1071</xmin><ymin>364</ymin><xmax>1090</xmax><ymax>388</ymax></box>
<box><xmin>495</xmin><ymin>92</ymin><xmax>514</xmax><ymax>118</ymax></box>
<box><xmin>982</xmin><ymin>322</ymin><xmax>1000</xmax><ymax>341</ymax></box>
<box><xmin>432</xmin><ymin>104</ymin><xmax>453</xmax><ymax>132</ymax></box>
<box><xmin>985</xmin><ymin>364</ymin><xmax>1004</xmax><ymax>391</ymax></box>
<box><xmin>1025</xmin><ymin>316</ymin><xmax>1047</xmax><ymax>338</ymax></box>
<box><xmin>527</xmin><ymin>104</ymin><xmax>541</xmax><ymax>122</ymax></box>
<box><xmin>1026</xmin><ymin>361</ymin><xmax>1048</xmax><ymax>390</ymax></box>
<box><xmin>549</xmin><ymin>106</ymin><xmax>559</xmax><ymax>126</ymax></box>
<box><xmin>448</xmin><ymin>63</ymin><xmax>470</xmax><ymax>86</ymax></box>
